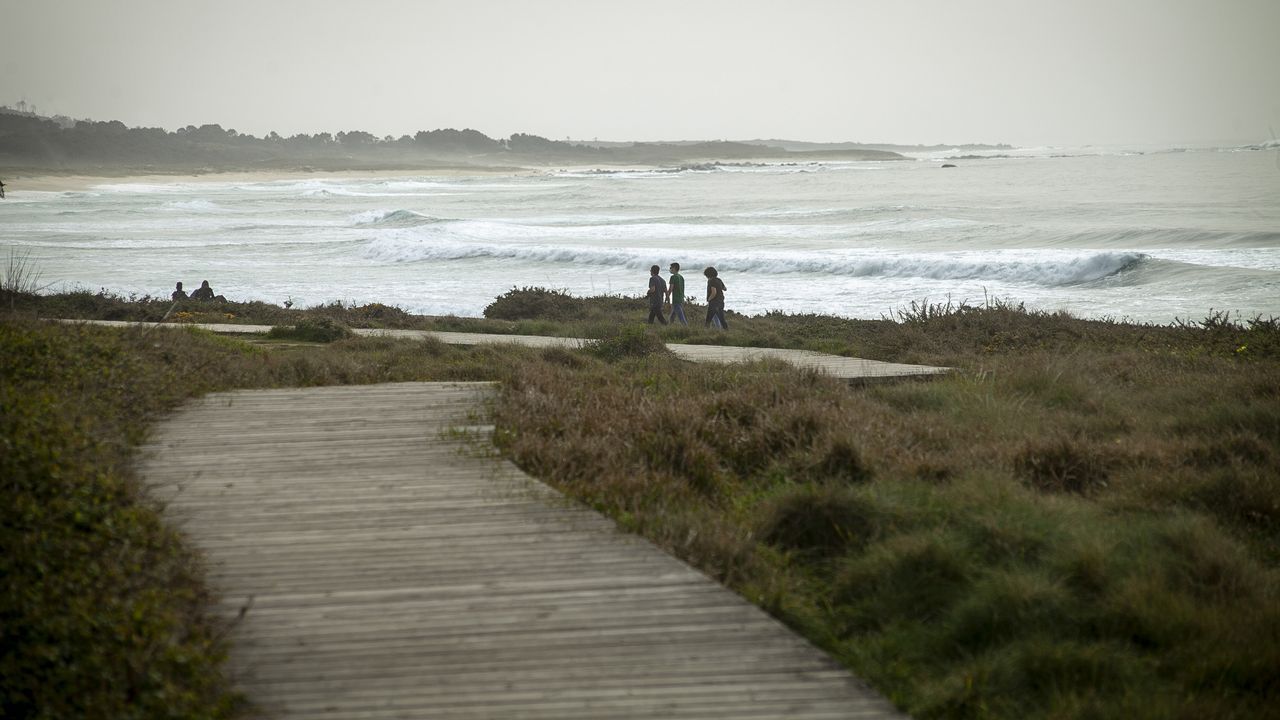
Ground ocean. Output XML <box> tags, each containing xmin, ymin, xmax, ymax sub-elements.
<box><xmin>4</xmin><ymin>145</ymin><xmax>1278</xmax><ymax>325</ymax></box>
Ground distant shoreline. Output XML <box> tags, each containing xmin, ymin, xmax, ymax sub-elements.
<box><xmin>3</xmin><ymin>155</ymin><xmax>903</xmax><ymax>192</ymax></box>
<box><xmin>5</xmin><ymin>166</ymin><xmax>529</xmax><ymax>193</ymax></box>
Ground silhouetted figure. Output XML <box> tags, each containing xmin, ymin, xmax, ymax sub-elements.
<box><xmin>190</xmin><ymin>280</ymin><xmax>226</xmax><ymax>302</ymax></box>
<box><xmin>172</xmin><ymin>281</ymin><xmax>188</xmax><ymax>300</ymax></box>
<box><xmin>0</xmin><ymin>179</ymin><xmax>6</xmax><ymax>199</ymax></box>
<box><xmin>646</xmin><ymin>264</ymin><xmax>667</xmax><ymax>324</ymax></box>
<box><xmin>190</xmin><ymin>280</ymin><xmax>214</xmax><ymax>300</ymax></box>
<box><xmin>704</xmin><ymin>266</ymin><xmax>727</xmax><ymax>330</ymax></box>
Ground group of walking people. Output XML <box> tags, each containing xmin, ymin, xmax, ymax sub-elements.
<box><xmin>646</xmin><ymin>263</ymin><xmax>728</xmax><ymax>330</ymax></box>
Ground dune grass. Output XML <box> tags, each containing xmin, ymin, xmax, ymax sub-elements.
<box><xmin>487</xmin><ymin>294</ymin><xmax>1280</xmax><ymax>719</ymax></box>
<box><xmin>4</xmin><ymin>286</ymin><xmax>1278</xmax><ymax>718</ymax></box>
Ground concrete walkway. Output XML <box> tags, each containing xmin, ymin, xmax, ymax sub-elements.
<box><xmin>63</xmin><ymin>320</ymin><xmax>948</xmax><ymax>380</ymax></box>
<box><xmin>142</xmin><ymin>382</ymin><xmax>905</xmax><ymax>719</ymax></box>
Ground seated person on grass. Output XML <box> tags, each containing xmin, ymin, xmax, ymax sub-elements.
<box><xmin>190</xmin><ymin>280</ymin><xmax>226</xmax><ymax>302</ymax></box>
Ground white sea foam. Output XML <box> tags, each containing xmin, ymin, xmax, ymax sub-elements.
<box><xmin>163</xmin><ymin>199</ymin><xmax>223</xmax><ymax>212</ymax></box>
<box><xmin>1051</xmin><ymin>228</ymin><xmax>1280</xmax><ymax>249</ymax></box>
<box><xmin>362</xmin><ymin>231</ymin><xmax>1146</xmax><ymax>287</ymax></box>
<box><xmin>349</xmin><ymin>214</ymin><xmax>987</xmax><ymax>248</ymax></box>
<box><xmin>351</xmin><ymin>209</ymin><xmax>444</xmax><ymax>227</ymax></box>
<box><xmin>93</xmin><ymin>182</ymin><xmax>204</xmax><ymax>194</ymax></box>
<box><xmin>9</xmin><ymin>150</ymin><xmax>1277</xmax><ymax>323</ymax></box>
<box><xmin>362</xmin><ymin>218</ymin><xmax>832</xmax><ymax>243</ymax></box>
<box><xmin>1151</xmin><ymin>248</ymin><xmax>1280</xmax><ymax>272</ymax></box>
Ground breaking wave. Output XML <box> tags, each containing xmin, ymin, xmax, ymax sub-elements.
<box><xmin>363</xmin><ymin>233</ymin><xmax>1147</xmax><ymax>287</ymax></box>
<box><xmin>1051</xmin><ymin>227</ymin><xmax>1280</xmax><ymax>249</ymax></box>
<box><xmin>351</xmin><ymin>209</ymin><xmax>447</xmax><ymax>228</ymax></box>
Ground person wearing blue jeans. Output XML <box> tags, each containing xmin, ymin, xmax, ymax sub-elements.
<box><xmin>666</xmin><ymin>262</ymin><xmax>687</xmax><ymax>325</ymax></box>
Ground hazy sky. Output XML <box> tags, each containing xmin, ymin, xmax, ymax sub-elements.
<box><xmin>3</xmin><ymin>0</ymin><xmax>1277</xmax><ymax>147</ymax></box>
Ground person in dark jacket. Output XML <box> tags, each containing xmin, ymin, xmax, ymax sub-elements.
<box><xmin>703</xmin><ymin>266</ymin><xmax>727</xmax><ymax>330</ymax></box>
<box><xmin>646</xmin><ymin>265</ymin><xmax>668</xmax><ymax>324</ymax></box>
<box><xmin>190</xmin><ymin>280</ymin><xmax>226</xmax><ymax>302</ymax></box>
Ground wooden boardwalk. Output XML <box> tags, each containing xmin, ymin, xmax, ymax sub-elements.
<box><xmin>64</xmin><ymin>320</ymin><xmax>948</xmax><ymax>380</ymax></box>
<box><xmin>141</xmin><ymin>382</ymin><xmax>904</xmax><ymax>719</ymax></box>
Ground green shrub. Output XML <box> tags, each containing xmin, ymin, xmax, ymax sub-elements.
<box><xmin>266</xmin><ymin>317</ymin><xmax>352</xmax><ymax>343</ymax></box>
<box><xmin>0</xmin><ymin>321</ymin><xmax>244</xmax><ymax>718</ymax></box>
<box><xmin>483</xmin><ymin>286</ymin><xmax>588</xmax><ymax>321</ymax></box>
<box><xmin>344</xmin><ymin>302</ymin><xmax>413</xmax><ymax>325</ymax></box>
<box><xmin>585</xmin><ymin>326</ymin><xmax>672</xmax><ymax>362</ymax></box>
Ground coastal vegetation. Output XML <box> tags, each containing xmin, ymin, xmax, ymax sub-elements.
<box><xmin>0</xmin><ymin>108</ymin><xmax>903</xmax><ymax>176</ymax></box>
<box><xmin>3</xmin><ymin>285</ymin><xmax>1277</xmax><ymax>718</ymax></box>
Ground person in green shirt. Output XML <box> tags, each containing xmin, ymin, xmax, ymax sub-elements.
<box><xmin>666</xmin><ymin>262</ymin><xmax>687</xmax><ymax>325</ymax></box>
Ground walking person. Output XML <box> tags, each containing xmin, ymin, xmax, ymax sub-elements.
<box><xmin>646</xmin><ymin>264</ymin><xmax>668</xmax><ymax>325</ymax></box>
<box><xmin>666</xmin><ymin>262</ymin><xmax>687</xmax><ymax>325</ymax></box>
<box><xmin>703</xmin><ymin>266</ymin><xmax>728</xmax><ymax>330</ymax></box>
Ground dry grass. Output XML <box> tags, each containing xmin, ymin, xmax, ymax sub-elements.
<box><xmin>489</xmin><ymin>300</ymin><xmax>1280</xmax><ymax>719</ymax></box>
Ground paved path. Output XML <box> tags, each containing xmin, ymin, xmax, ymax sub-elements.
<box><xmin>63</xmin><ymin>320</ymin><xmax>948</xmax><ymax>380</ymax></box>
<box><xmin>141</xmin><ymin>382</ymin><xmax>904</xmax><ymax>719</ymax></box>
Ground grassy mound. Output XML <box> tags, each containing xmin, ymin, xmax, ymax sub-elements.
<box><xmin>1</xmin><ymin>321</ymin><xmax>245</xmax><ymax>718</ymax></box>
<box><xmin>0</xmin><ymin>316</ymin><xmax>542</xmax><ymax>717</ymax></box>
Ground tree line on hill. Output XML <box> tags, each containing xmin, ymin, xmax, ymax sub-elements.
<box><xmin>0</xmin><ymin>108</ymin><xmax>905</xmax><ymax>172</ymax></box>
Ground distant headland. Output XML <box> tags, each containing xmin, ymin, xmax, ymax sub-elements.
<box><xmin>0</xmin><ymin>105</ymin><xmax>1006</xmax><ymax>176</ymax></box>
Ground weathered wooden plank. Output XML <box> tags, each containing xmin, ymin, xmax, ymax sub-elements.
<box><xmin>142</xmin><ymin>382</ymin><xmax>904</xmax><ymax>718</ymax></box>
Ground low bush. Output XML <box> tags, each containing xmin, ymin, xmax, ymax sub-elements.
<box><xmin>0</xmin><ymin>321</ymin><xmax>244</xmax><ymax>718</ymax></box>
<box><xmin>585</xmin><ymin>326</ymin><xmax>672</xmax><ymax>362</ymax></box>
<box><xmin>483</xmin><ymin>286</ymin><xmax>589</xmax><ymax>321</ymax></box>
<box><xmin>266</xmin><ymin>317</ymin><xmax>352</xmax><ymax>343</ymax></box>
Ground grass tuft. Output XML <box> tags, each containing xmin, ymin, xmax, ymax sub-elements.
<box><xmin>759</xmin><ymin>484</ymin><xmax>879</xmax><ymax>556</ymax></box>
<box><xmin>811</xmin><ymin>437</ymin><xmax>873</xmax><ymax>483</ymax></box>
<box><xmin>1014</xmin><ymin>437</ymin><xmax>1111</xmax><ymax>495</ymax></box>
